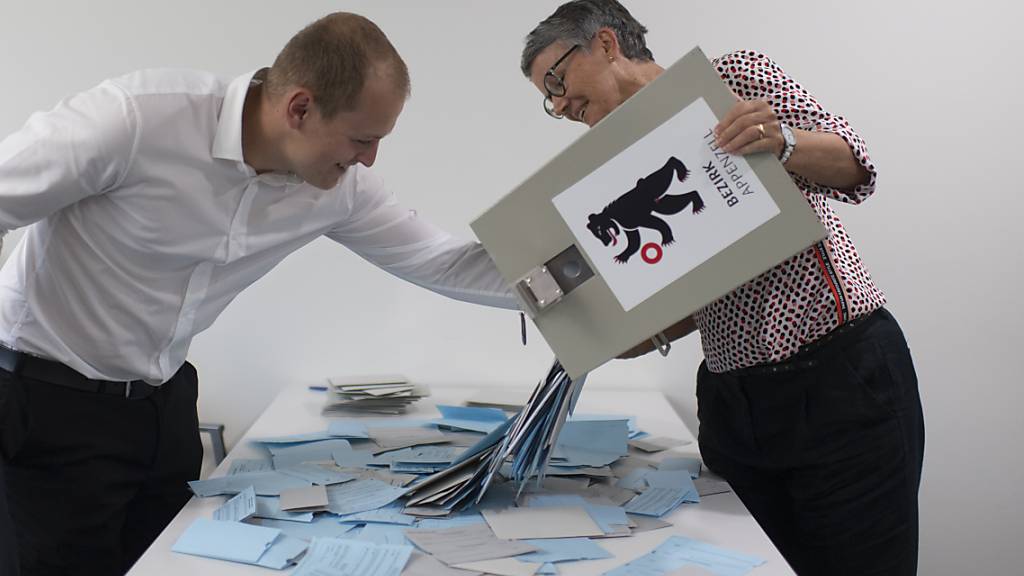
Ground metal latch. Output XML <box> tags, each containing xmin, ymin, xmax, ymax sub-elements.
<box><xmin>651</xmin><ymin>332</ymin><xmax>672</xmax><ymax>357</ymax></box>
<box><xmin>518</xmin><ymin>265</ymin><xmax>563</xmax><ymax>311</ymax></box>
<box><xmin>515</xmin><ymin>245</ymin><xmax>594</xmax><ymax>318</ymax></box>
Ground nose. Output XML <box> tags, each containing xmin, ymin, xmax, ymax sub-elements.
<box><xmin>551</xmin><ymin>94</ymin><xmax>571</xmax><ymax>118</ymax></box>
<box><xmin>356</xmin><ymin>141</ymin><xmax>379</xmax><ymax>168</ymax></box>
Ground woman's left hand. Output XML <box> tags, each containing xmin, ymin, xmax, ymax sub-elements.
<box><xmin>714</xmin><ymin>99</ymin><xmax>784</xmax><ymax>158</ymax></box>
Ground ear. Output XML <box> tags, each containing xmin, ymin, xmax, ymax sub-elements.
<box><xmin>593</xmin><ymin>28</ymin><xmax>623</xmax><ymax>61</ymax></box>
<box><xmin>285</xmin><ymin>89</ymin><xmax>314</xmax><ymax>130</ymax></box>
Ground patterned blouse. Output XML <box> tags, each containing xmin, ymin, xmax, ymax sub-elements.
<box><xmin>695</xmin><ymin>50</ymin><xmax>886</xmax><ymax>373</ymax></box>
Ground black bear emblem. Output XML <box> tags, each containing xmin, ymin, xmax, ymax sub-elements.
<box><xmin>586</xmin><ymin>156</ymin><xmax>705</xmax><ymax>263</ymax></box>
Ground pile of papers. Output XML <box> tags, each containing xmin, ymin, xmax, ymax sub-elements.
<box><xmin>322</xmin><ymin>374</ymin><xmax>430</xmax><ymax>415</ymax></box>
<box><xmin>174</xmin><ymin>362</ymin><xmax>762</xmax><ymax>575</ymax></box>
<box><xmin>404</xmin><ymin>360</ymin><xmax>585</xmax><ymax>514</ymax></box>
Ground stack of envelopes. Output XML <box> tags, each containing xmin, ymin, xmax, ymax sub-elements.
<box><xmin>402</xmin><ymin>360</ymin><xmax>587</xmax><ymax>514</ymax></box>
<box><xmin>321</xmin><ymin>374</ymin><xmax>430</xmax><ymax>415</ymax></box>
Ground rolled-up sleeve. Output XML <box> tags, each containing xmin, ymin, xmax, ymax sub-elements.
<box><xmin>325</xmin><ymin>167</ymin><xmax>518</xmax><ymax>310</ymax></box>
<box><xmin>0</xmin><ymin>80</ymin><xmax>138</xmax><ymax>234</ymax></box>
<box><xmin>714</xmin><ymin>50</ymin><xmax>877</xmax><ymax>205</ymax></box>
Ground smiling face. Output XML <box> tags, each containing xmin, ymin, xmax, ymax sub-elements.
<box><xmin>284</xmin><ymin>68</ymin><xmax>405</xmax><ymax>189</ymax></box>
<box><xmin>528</xmin><ymin>31</ymin><xmax>628</xmax><ymax>127</ymax></box>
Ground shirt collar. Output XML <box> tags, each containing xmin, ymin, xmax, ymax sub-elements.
<box><xmin>212</xmin><ymin>68</ymin><xmax>262</xmax><ymax>164</ymax></box>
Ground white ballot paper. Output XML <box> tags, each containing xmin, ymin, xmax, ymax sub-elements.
<box><xmin>481</xmin><ymin>506</ymin><xmax>604</xmax><ymax>540</ymax></box>
<box><xmin>212</xmin><ymin>486</ymin><xmax>257</xmax><ymax>522</ymax></box>
<box><xmin>280</xmin><ymin>485</ymin><xmax>329</xmax><ymax>512</ymax></box>
<box><xmin>403</xmin><ymin>525</ymin><xmax>537</xmax><ymax>566</ymax></box>
<box><xmin>290</xmin><ymin>537</ymin><xmax>411</xmax><ymax>576</ymax></box>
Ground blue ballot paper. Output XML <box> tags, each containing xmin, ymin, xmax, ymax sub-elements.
<box><xmin>374</xmin><ymin>445</ymin><xmax>461</xmax><ymax>466</ymax></box>
<box><xmin>617</xmin><ymin>468</ymin><xmax>654</xmax><ymax>491</ymax></box>
<box><xmin>353</xmin><ymin>523</ymin><xmax>413</xmax><ymax>546</ymax></box>
<box><xmin>413</xmin><ymin>511</ymin><xmax>486</xmax><ymax>529</ymax></box>
<box><xmin>254</xmin><ymin>496</ymin><xmax>316</xmax><ymax>523</ymax></box>
<box><xmin>188</xmin><ymin>471</ymin><xmax>313</xmax><ymax>497</ymax></box>
<box><xmin>255</xmin><ymin>535</ymin><xmax>310</xmax><ymax>570</ymax></box>
<box><xmin>326</xmin><ymin>478</ymin><xmax>407</xmax><ymax>516</ymax></box>
<box><xmin>291</xmin><ymin>537</ymin><xmax>412</xmax><ymax>576</ymax></box>
<box><xmin>269</xmin><ymin>438</ymin><xmax>356</xmax><ymax>468</ymax></box>
<box><xmin>624</xmin><ymin>486</ymin><xmax>693</xmax><ymax>517</ymax></box>
<box><xmin>526</xmin><ymin>494</ymin><xmax>630</xmax><ymax>535</ymax></box>
<box><xmin>646</xmin><ymin>470</ymin><xmax>700</xmax><ymax>491</ymax></box>
<box><xmin>228</xmin><ymin>459</ymin><xmax>275</xmax><ymax>475</ymax></box>
<box><xmin>433</xmin><ymin>405</ymin><xmax>509</xmax><ymax>433</ymax></box>
<box><xmin>277</xmin><ymin>463</ymin><xmax>357</xmax><ymax>486</ymax></box>
<box><xmin>390</xmin><ymin>461</ymin><xmax>448</xmax><ymax>474</ymax></box>
<box><xmin>255</xmin><ymin>431</ymin><xmax>336</xmax><ymax>444</ymax></box>
<box><xmin>337</xmin><ymin>503</ymin><xmax>417</xmax><ymax>526</ymax></box>
<box><xmin>603</xmin><ymin>535</ymin><xmax>765</xmax><ymax>576</ymax></box>
<box><xmin>172</xmin><ymin>518</ymin><xmax>279</xmax><ymax>564</ymax></box>
<box><xmin>518</xmin><ymin>537</ymin><xmax>613</xmax><ymax>564</ymax></box>
<box><xmin>332</xmin><ymin>444</ymin><xmax>378</xmax><ymax>468</ymax></box>
<box><xmin>402</xmin><ymin>360</ymin><xmax>588</xmax><ymax>514</ymax></box>
<box><xmin>569</xmin><ymin>414</ymin><xmax>638</xmax><ymax>436</ymax></box>
<box><xmin>256</xmin><ymin>516</ymin><xmax>357</xmax><ymax>542</ymax></box>
<box><xmin>551</xmin><ymin>419</ymin><xmax>630</xmax><ymax>467</ymax></box>
<box><xmin>326</xmin><ymin>421</ymin><xmax>372</xmax><ymax>439</ymax></box>
<box><xmin>658</xmin><ymin>457</ymin><xmax>702</xmax><ymax>479</ymax></box>
<box><xmin>622</xmin><ymin>469</ymin><xmax>700</xmax><ymax>517</ymax></box>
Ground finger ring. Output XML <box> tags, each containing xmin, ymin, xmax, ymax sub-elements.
<box><xmin>757</xmin><ymin>123</ymin><xmax>766</xmax><ymax>140</ymax></box>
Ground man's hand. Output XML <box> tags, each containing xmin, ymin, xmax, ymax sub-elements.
<box><xmin>714</xmin><ymin>99</ymin><xmax>784</xmax><ymax>158</ymax></box>
<box><xmin>617</xmin><ymin>316</ymin><xmax>698</xmax><ymax>359</ymax></box>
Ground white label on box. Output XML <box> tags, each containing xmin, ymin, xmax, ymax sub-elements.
<box><xmin>552</xmin><ymin>97</ymin><xmax>780</xmax><ymax>310</ymax></box>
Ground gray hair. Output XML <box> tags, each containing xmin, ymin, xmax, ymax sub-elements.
<box><xmin>520</xmin><ymin>0</ymin><xmax>654</xmax><ymax>77</ymax></box>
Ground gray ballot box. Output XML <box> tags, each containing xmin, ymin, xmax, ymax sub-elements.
<box><xmin>472</xmin><ymin>47</ymin><xmax>825</xmax><ymax>380</ymax></box>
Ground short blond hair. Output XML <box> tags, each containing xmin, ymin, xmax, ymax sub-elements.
<box><xmin>266</xmin><ymin>12</ymin><xmax>410</xmax><ymax>118</ymax></box>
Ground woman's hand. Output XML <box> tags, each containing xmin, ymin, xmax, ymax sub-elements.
<box><xmin>714</xmin><ymin>99</ymin><xmax>784</xmax><ymax>158</ymax></box>
<box><xmin>712</xmin><ymin>98</ymin><xmax>870</xmax><ymax>190</ymax></box>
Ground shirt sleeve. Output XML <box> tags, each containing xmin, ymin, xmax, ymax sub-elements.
<box><xmin>324</xmin><ymin>167</ymin><xmax>519</xmax><ymax>310</ymax></box>
<box><xmin>713</xmin><ymin>50</ymin><xmax>877</xmax><ymax>205</ymax></box>
<box><xmin>0</xmin><ymin>80</ymin><xmax>138</xmax><ymax>234</ymax></box>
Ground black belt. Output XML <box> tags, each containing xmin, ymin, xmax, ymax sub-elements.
<box><xmin>724</xmin><ymin>307</ymin><xmax>885</xmax><ymax>377</ymax></box>
<box><xmin>0</xmin><ymin>345</ymin><xmax>159</xmax><ymax>400</ymax></box>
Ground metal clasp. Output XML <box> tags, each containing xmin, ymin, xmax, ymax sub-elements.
<box><xmin>651</xmin><ymin>332</ymin><xmax>671</xmax><ymax>357</ymax></box>
<box><xmin>516</xmin><ymin>265</ymin><xmax>564</xmax><ymax>315</ymax></box>
<box><xmin>124</xmin><ymin>381</ymin><xmax>133</xmax><ymax>399</ymax></box>
<box><xmin>515</xmin><ymin>245</ymin><xmax>594</xmax><ymax>318</ymax></box>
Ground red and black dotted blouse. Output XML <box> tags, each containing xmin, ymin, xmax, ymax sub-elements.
<box><xmin>695</xmin><ymin>50</ymin><xmax>886</xmax><ymax>373</ymax></box>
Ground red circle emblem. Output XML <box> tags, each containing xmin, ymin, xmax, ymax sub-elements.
<box><xmin>641</xmin><ymin>243</ymin><xmax>663</xmax><ymax>264</ymax></box>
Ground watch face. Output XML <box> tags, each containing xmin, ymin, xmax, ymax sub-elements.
<box><xmin>779</xmin><ymin>123</ymin><xmax>795</xmax><ymax>164</ymax></box>
<box><xmin>781</xmin><ymin>123</ymin><xmax>795</xmax><ymax>145</ymax></box>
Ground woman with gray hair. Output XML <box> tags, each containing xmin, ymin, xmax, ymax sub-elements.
<box><xmin>520</xmin><ymin>2</ymin><xmax>924</xmax><ymax>575</ymax></box>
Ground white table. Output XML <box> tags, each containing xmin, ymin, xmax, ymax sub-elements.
<box><xmin>128</xmin><ymin>385</ymin><xmax>794</xmax><ymax>575</ymax></box>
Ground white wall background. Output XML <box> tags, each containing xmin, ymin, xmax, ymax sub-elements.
<box><xmin>0</xmin><ymin>1</ymin><xmax>1019</xmax><ymax>573</ymax></box>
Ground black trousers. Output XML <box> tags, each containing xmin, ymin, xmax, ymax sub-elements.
<box><xmin>0</xmin><ymin>362</ymin><xmax>202</xmax><ymax>576</ymax></box>
<box><xmin>697</xmin><ymin>308</ymin><xmax>925</xmax><ymax>576</ymax></box>
<box><xmin>0</xmin><ymin>443</ymin><xmax>17</xmax><ymax>576</ymax></box>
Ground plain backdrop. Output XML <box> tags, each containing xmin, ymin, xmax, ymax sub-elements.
<box><xmin>0</xmin><ymin>1</ymin><xmax>1020</xmax><ymax>574</ymax></box>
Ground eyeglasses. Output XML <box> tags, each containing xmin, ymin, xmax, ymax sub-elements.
<box><xmin>543</xmin><ymin>44</ymin><xmax>580</xmax><ymax>119</ymax></box>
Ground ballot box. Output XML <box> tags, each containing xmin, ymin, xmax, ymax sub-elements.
<box><xmin>472</xmin><ymin>46</ymin><xmax>825</xmax><ymax>379</ymax></box>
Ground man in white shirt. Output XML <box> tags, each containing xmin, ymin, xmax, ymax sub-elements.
<box><xmin>0</xmin><ymin>13</ymin><xmax>514</xmax><ymax>575</ymax></box>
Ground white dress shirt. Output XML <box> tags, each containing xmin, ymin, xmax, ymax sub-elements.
<box><xmin>0</xmin><ymin>69</ymin><xmax>515</xmax><ymax>384</ymax></box>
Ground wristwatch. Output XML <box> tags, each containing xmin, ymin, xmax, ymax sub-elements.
<box><xmin>778</xmin><ymin>122</ymin><xmax>796</xmax><ymax>165</ymax></box>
